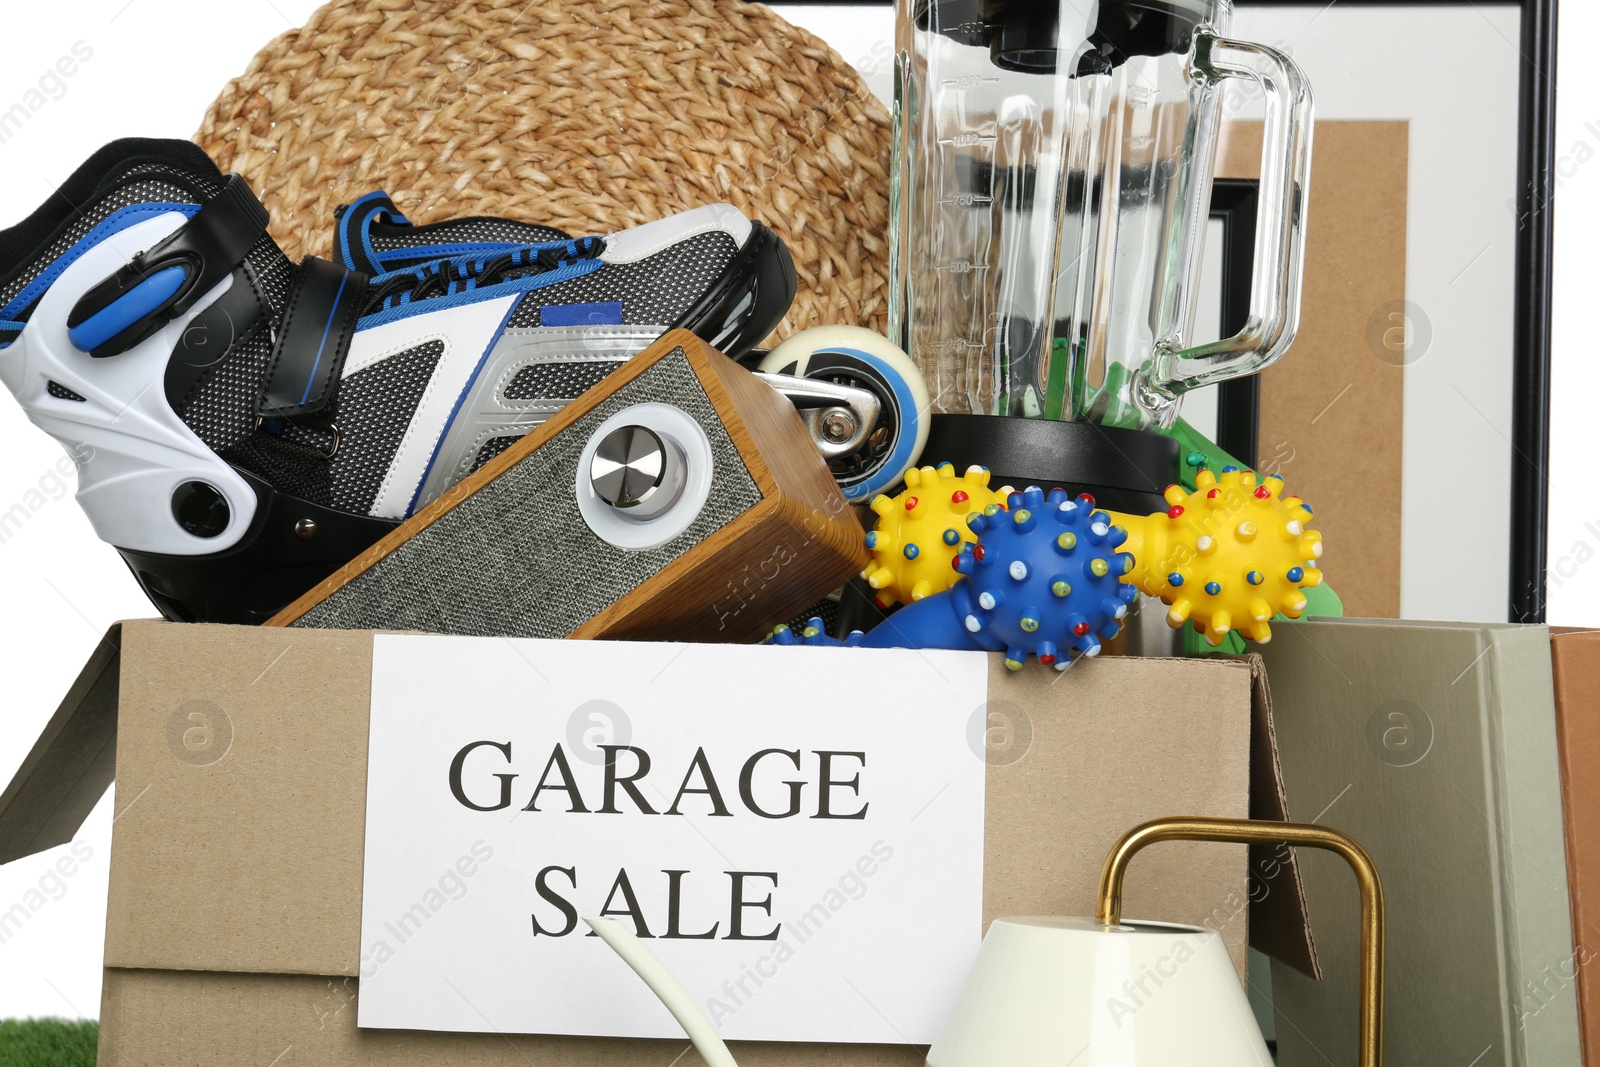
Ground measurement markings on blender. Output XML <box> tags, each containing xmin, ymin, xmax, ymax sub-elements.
<box><xmin>936</xmin><ymin>132</ymin><xmax>995</xmax><ymax>147</ymax></box>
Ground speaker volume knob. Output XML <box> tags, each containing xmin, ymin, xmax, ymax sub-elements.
<box><xmin>590</xmin><ymin>425</ymin><xmax>685</xmax><ymax>520</ymax></box>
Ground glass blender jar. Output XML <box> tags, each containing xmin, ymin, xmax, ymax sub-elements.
<box><xmin>889</xmin><ymin>0</ymin><xmax>1312</xmax><ymax>510</ymax></box>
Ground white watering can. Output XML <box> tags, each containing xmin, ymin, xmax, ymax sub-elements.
<box><xmin>590</xmin><ymin>817</ymin><xmax>1385</xmax><ymax>1067</ymax></box>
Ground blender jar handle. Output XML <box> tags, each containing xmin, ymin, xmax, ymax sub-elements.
<box><xmin>1148</xmin><ymin>34</ymin><xmax>1314</xmax><ymax>400</ymax></box>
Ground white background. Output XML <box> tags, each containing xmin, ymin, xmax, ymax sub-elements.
<box><xmin>0</xmin><ymin>0</ymin><xmax>1594</xmax><ymax>1023</ymax></box>
<box><xmin>359</xmin><ymin>636</ymin><xmax>985</xmax><ymax>1042</ymax></box>
<box><xmin>0</xmin><ymin>0</ymin><xmax>332</xmax><ymax>1023</ymax></box>
<box><xmin>1545</xmin><ymin>4</ymin><xmax>1600</xmax><ymax>624</ymax></box>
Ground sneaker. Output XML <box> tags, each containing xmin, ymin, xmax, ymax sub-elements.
<box><xmin>0</xmin><ymin>139</ymin><xmax>794</xmax><ymax>624</ymax></box>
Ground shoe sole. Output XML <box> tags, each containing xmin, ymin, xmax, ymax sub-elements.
<box><xmin>670</xmin><ymin>221</ymin><xmax>796</xmax><ymax>358</ymax></box>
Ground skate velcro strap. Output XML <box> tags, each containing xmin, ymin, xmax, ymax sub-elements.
<box><xmin>66</xmin><ymin>174</ymin><xmax>270</xmax><ymax>358</ymax></box>
<box><xmin>164</xmin><ymin>266</ymin><xmax>271</xmax><ymax>411</ymax></box>
<box><xmin>336</xmin><ymin>191</ymin><xmax>409</xmax><ymax>276</ymax></box>
<box><xmin>256</xmin><ymin>256</ymin><xmax>368</xmax><ymax>419</ymax></box>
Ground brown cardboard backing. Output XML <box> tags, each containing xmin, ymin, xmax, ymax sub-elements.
<box><xmin>1550</xmin><ymin>628</ymin><xmax>1600</xmax><ymax>1065</ymax></box>
<box><xmin>59</xmin><ymin>620</ymin><xmax>1301</xmax><ymax>1065</ymax></box>
<box><xmin>1216</xmin><ymin>120</ymin><xmax>1408</xmax><ymax>620</ymax></box>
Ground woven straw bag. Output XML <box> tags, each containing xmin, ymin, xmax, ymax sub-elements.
<box><xmin>195</xmin><ymin>0</ymin><xmax>893</xmax><ymax>343</ymax></box>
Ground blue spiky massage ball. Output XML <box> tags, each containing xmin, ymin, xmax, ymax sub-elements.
<box><xmin>954</xmin><ymin>487</ymin><xmax>1139</xmax><ymax>670</ymax></box>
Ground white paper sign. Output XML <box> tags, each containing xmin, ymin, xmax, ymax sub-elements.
<box><xmin>358</xmin><ymin>635</ymin><xmax>988</xmax><ymax>1044</ymax></box>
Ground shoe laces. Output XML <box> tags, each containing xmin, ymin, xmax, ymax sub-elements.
<box><xmin>363</xmin><ymin>236</ymin><xmax>606</xmax><ymax>313</ymax></box>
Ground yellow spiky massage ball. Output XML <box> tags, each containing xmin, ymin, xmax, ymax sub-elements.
<box><xmin>862</xmin><ymin>463</ymin><xmax>1009</xmax><ymax>607</ymax></box>
<box><xmin>1111</xmin><ymin>466</ymin><xmax>1324</xmax><ymax>646</ymax></box>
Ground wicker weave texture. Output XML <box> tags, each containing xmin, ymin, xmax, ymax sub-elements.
<box><xmin>196</xmin><ymin>0</ymin><xmax>892</xmax><ymax>341</ymax></box>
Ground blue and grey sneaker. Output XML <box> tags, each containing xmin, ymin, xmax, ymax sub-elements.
<box><xmin>0</xmin><ymin>139</ymin><xmax>794</xmax><ymax>624</ymax></box>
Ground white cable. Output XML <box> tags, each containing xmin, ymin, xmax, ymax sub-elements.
<box><xmin>584</xmin><ymin>916</ymin><xmax>740</xmax><ymax>1067</ymax></box>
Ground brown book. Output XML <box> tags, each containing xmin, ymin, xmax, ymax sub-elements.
<box><xmin>1551</xmin><ymin>628</ymin><xmax>1600</xmax><ymax>1063</ymax></box>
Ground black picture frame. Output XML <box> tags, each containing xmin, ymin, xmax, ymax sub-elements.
<box><xmin>774</xmin><ymin>0</ymin><xmax>1558</xmax><ymax>623</ymax></box>
<box><xmin>1225</xmin><ymin>2</ymin><xmax>1558</xmax><ymax>625</ymax></box>
<box><xmin>1209</xmin><ymin>179</ymin><xmax>1261</xmax><ymax>471</ymax></box>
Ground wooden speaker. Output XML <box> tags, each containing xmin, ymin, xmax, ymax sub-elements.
<box><xmin>267</xmin><ymin>330</ymin><xmax>867</xmax><ymax>642</ymax></box>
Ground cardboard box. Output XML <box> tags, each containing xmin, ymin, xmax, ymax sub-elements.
<box><xmin>0</xmin><ymin>622</ymin><xmax>1312</xmax><ymax>1065</ymax></box>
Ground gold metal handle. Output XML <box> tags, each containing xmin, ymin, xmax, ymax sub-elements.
<box><xmin>1096</xmin><ymin>816</ymin><xmax>1384</xmax><ymax>1067</ymax></box>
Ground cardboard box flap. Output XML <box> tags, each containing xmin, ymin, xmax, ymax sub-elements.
<box><xmin>1242</xmin><ymin>653</ymin><xmax>1321</xmax><ymax>980</ymax></box>
<box><xmin>0</xmin><ymin>623</ymin><xmax>123</xmax><ymax>865</ymax></box>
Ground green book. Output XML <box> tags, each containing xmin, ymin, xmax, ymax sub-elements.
<box><xmin>1258</xmin><ymin>619</ymin><xmax>1579</xmax><ymax>1067</ymax></box>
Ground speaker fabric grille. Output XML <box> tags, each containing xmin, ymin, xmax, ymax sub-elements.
<box><xmin>290</xmin><ymin>349</ymin><xmax>761</xmax><ymax>638</ymax></box>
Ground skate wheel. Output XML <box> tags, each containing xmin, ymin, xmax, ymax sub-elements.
<box><xmin>758</xmin><ymin>326</ymin><xmax>929</xmax><ymax>501</ymax></box>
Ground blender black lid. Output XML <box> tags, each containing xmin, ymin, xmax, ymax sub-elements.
<box><xmin>919</xmin><ymin>414</ymin><xmax>1180</xmax><ymax>516</ymax></box>
<box><xmin>912</xmin><ymin>0</ymin><xmax>1209</xmax><ymax>73</ymax></box>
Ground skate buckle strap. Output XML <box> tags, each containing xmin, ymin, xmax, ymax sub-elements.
<box><xmin>66</xmin><ymin>174</ymin><xmax>270</xmax><ymax>358</ymax></box>
<box><xmin>256</xmin><ymin>256</ymin><xmax>368</xmax><ymax>420</ymax></box>
<box><xmin>164</xmin><ymin>265</ymin><xmax>272</xmax><ymax>412</ymax></box>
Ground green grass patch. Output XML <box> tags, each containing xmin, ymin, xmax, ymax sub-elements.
<box><xmin>0</xmin><ymin>1018</ymin><xmax>98</xmax><ymax>1067</ymax></box>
